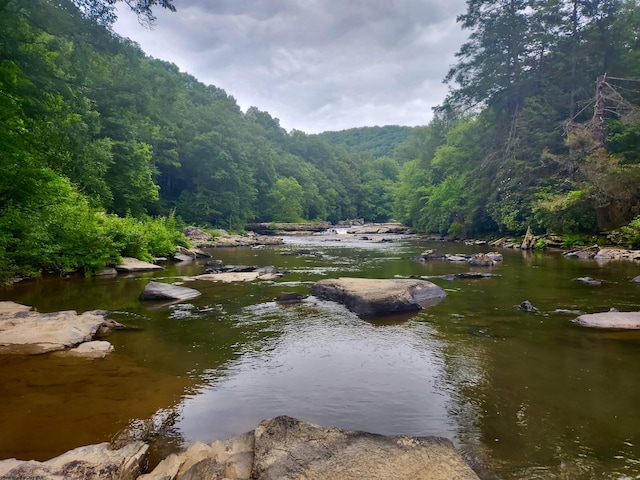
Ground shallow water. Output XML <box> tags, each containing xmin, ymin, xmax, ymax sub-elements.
<box><xmin>2</xmin><ymin>235</ymin><xmax>640</xmax><ymax>478</ymax></box>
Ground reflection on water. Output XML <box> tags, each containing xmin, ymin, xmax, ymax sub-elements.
<box><xmin>2</xmin><ymin>236</ymin><xmax>640</xmax><ymax>479</ymax></box>
<box><xmin>176</xmin><ymin>299</ymin><xmax>454</xmax><ymax>443</ymax></box>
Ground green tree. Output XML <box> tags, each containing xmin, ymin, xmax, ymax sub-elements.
<box><xmin>266</xmin><ymin>177</ymin><xmax>305</xmax><ymax>223</ymax></box>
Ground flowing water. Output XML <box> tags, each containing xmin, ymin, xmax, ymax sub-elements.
<box><xmin>2</xmin><ymin>234</ymin><xmax>640</xmax><ymax>479</ymax></box>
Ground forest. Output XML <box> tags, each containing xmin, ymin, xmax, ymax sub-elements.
<box><xmin>2</xmin><ymin>0</ymin><xmax>640</xmax><ymax>282</ymax></box>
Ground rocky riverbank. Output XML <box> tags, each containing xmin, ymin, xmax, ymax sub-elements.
<box><xmin>0</xmin><ymin>416</ymin><xmax>480</xmax><ymax>480</ymax></box>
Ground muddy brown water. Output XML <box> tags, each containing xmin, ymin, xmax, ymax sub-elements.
<box><xmin>2</xmin><ymin>234</ymin><xmax>640</xmax><ymax>479</ymax></box>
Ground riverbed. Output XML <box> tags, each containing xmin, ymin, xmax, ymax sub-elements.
<box><xmin>2</xmin><ymin>234</ymin><xmax>640</xmax><ymax>479</ymax></box>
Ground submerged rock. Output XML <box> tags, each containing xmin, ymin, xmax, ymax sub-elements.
<box><xmin>139</xmin><ymin>281</ymin><xmax>201</xmax><ymax>302</ymax></box>
<box><xmin>310</xmin><ymin>277</ymin><xmax>447</xmax><ymax>317</ymax></box>
<box><xmin>574</xmin><ymin>276</ymin><xmax>602</xmax><ymax>285</ymax></box>
<box><xmin>276</xmin><ymin>292</ymin><xmax>308</xmax><ymax>304</ymax></box>
<box><xmin>574</xmin><ymin>311</ymin><xmax>640</xmax><ymax>329</ymax></box>
<box><xmin>0</xmin><ymin>441</ymin><xmax>148</xmax><ymax>480</ymax></box>
<box><xmin>142</xmin><ymin>416</ymin><xmax>478</xmax><ymax>480</ymax></box>
<box><xmin>520</xmin><ymin>300</ymin><xmax>539</xmax><ymax>312</ymax></box>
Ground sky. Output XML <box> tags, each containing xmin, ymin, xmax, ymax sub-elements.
<box><xmin>113</xmin><ymin>0</ymin><xmax>469</xmax><ymax>134</ymax></box>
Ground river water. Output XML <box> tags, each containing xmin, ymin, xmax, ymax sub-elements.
<box><xmin>2</xmin><ymin>234</ymin><xmax>640</xmax><ymax>479</ymax></box>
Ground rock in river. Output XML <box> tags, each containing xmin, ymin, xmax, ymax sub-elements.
<box><xmin>115</xmin><ymin>257</ymin><xmax>163</xmax><ymax>272</ymax></box>
<box><xmin>573</xmin><ymin>311</ymin><xmax>640</xmax><ymax>329</ymax></box>
<box><xmin>142</xmin><ymin>416</ymin><xmax>479</xmax><ymax>480</ymax></box>
<box><xmin>139</xmin><ymin>281</ymin><xmax>201</xmax><ymax>302</ymax></box>
<box><xmin>310</xmin><ymin>277</ymin><xmax>446</xmax><ymax>317</ymax></box>
<box><xmin>0</xmin><ymin>302</ymin><xmax>115</xmax><ymax>354</ymax></box>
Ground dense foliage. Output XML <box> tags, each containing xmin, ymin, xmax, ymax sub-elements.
<box><xmin>0</xmin><ymin>0</ymin><xmax>405</xmax><ymax>281</ymax></box>
<box><xmin>392</xmin><ymin>0</ymin><xmax>640</xmax><ymax>238</ymax></box>
<box><xmin>5</xmin><ymin>0</ymin><xmax>640</xmax><ymax>282</ymax></box>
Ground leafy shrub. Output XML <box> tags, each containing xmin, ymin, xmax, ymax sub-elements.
<box><xmin>447</xmin><ymin>221</ymin><xmax>465</xmax><ymax>239</ymax></box>
<box><xmin>534</xmin><ymin>239</ymin><xmax>548</xmax><ymax>250</ymax></box>
<box><xmin>620</xmin><ymin>216</ymin><xmax>640</xmax><ymax>248</ymax></box>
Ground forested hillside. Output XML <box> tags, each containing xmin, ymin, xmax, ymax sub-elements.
<box><xmin>316</xmin><ymin>126</ymin><xmax>413</xmax><ymax>159</ymax></box>
<box><xmin>0</xmin><ymin>0</ymin><xmax>401</xmax><ymax>281</ymax></box>
<box><xmin>392</xmin><ymin>0</ymin><xmax>640</xmax><ymax>241</ymax></box>
<box><xmin>4</xmin><ymin>0</ymin><xmax>640</xmax><ymax>282</ymax></box>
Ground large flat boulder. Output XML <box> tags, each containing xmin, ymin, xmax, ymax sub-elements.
<box><xmin>310</xmin><ymin>277</ymin><xmax>447</xmax><ymax>317</ymax></box>
<box><xmin>142</xmin><ymin>416</ymin><xmax>478</xmax><ymax>480</ymax></box>
<box><xmin>139</xmin><ymin>281</ymin><xmax>201</xmax><ymax>301</ymax></box>
<box><xmin>253</xmin><ymin>416</ymin><xmax>478</xmax><ymax>480</ymax></box>
<box><xmin>574</xmin><ymin>311</ymin><xmax>640</xmax><ymax>329</ymax></box>
<box><xmin>0</xmin><ymin>441</ymin><xmax>148</xmax><ymax>480</ymax></box>
<box><xmin>0</xmin><ymin>302</ymin><xmax>111</xmax><ymax>354</ymax></box>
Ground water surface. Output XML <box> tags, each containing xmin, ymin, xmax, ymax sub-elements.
<box><xmin>2</xmin><ymin>235</ymin><xmax>640</xmax><ymax>479</ymax></box>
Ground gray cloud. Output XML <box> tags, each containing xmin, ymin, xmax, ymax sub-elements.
<box><xmin>114</xmin><ymin>0</ymin><xmax>468</xmax><ymax>133</ymax></box>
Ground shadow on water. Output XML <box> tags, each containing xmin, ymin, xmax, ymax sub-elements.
<box><xmin>2</xmin><ymin>237</ymin><xmax>640</xmax><ymax>479</ymax></box>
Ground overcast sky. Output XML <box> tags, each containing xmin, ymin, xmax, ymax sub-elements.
<box><xmin>113</xmin><ymin>0</ymin><xmax>469</xmax><ymax>134</ymax></box>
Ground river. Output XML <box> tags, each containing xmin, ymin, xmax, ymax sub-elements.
<box><xmin>1</xmin><ymin>233</ymin><xmax>640</xmax><ymax>479</ymax></box>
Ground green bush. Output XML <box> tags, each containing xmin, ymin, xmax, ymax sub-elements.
<box><xmin>0</xmin><ymin>176</ymin><xmax>187</xmax><ymax>283</ymax></box>
<box><xmin>534</xmin><ymin>239</ymin><xmax>548</xmax><ymax>250</ymax></box>
<box><xmin>620</xmin><ymin>216</ymin><xmax>640</xmax><ymax>248</ymax></box>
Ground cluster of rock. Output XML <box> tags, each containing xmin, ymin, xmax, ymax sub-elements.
<box><xmin>345</xmin><ymin>222</ymin><xmax>410</xmax><ymax>235</ymax></box>
<box><xmin>414</xmin><ymin>250</ymin><xmax>503</xmax><ymax>267</ymax></box>
<box><xmin>0</xmin><ymin>416</ymin><xmax>480</xmax><ymax>480</ymax></box>
<box><xmin>244</xmin><ymin>222</ymin><xmax>330</xmax><ymax>236</ymax></box>
<box><xmin>0</xmin><ymin>301</ymin><xmax>121</xmax><ymax>356</ymax></box>
<box><xmin>564</xmin><ymin>246</ymin><xmax>640</xmax><ymax>262</ymax></box>
<box><xmin>196</xmin><ymin>265</ymin><xmax>283</xmax><ymax>283</ymax></box>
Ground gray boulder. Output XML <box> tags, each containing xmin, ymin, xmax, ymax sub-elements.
<box><xmin>172</xmin><ymin>252</ymin><xmax>194</xmax><ymax>263</ymax></box>
<box><xmin>276</xmin><ymin>292</ymin><xmax>308</xmax><ymax>304</ymax></box>
<box><xmin>0</xmin><ymin>441</ymin><xmax>148</xmax><ymax>480</ymax></box>
<box><xmin>520</xmin><ymin>300</ymin><xmax>538</xmax><ymax>312</ymax></box>
<box><xmin>139</xmin><ymin>281</ymin><xmax>201</xmax><ymax>302</ymax></box>
<box><xmin>468</xmin><ymin>253</ymin><xmax>495</xmax><ymax>267</ymax></box>
<box><xmin>142</xmin><ymin>416</ymin><xmax>478</xmax><ymax>480</ymax></box>
<box><xmin>574</xmin><ymin>311</ymin><xmax>640</xmax><ymax>329</ymax></box>
<box><xmin>252</xmin><ymin>416</ymin><xmax>479</xmax><ymax>480</ymax></box>
<box><xmin>310</xmin><ymin>277</ymin><xmax>446</xmax><ymax>317</ymax></box>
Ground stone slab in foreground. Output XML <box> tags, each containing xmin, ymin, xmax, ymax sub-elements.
<box><xmin>574</xmin><ymin>311</ymin><xmax>640</xmax><ymax>329</ymax></box>
<box><xmin>0</xmin><ymin>441</ymin><xmax>148</xmax><ymax>480</ymax></box>
<box><xmin>311</xmin><ymin>277</ymin><xmax>447</xmax><ymax>317</ymax></box>
<box><xmin>0</xmin><ymin>302</ymin><xmax>112</xmax><ymax>354</ymax></box>
<box><xmin>143</xmin><ymin>416</ymin><xmax>478</xmax><ymax>480</ymax></box>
